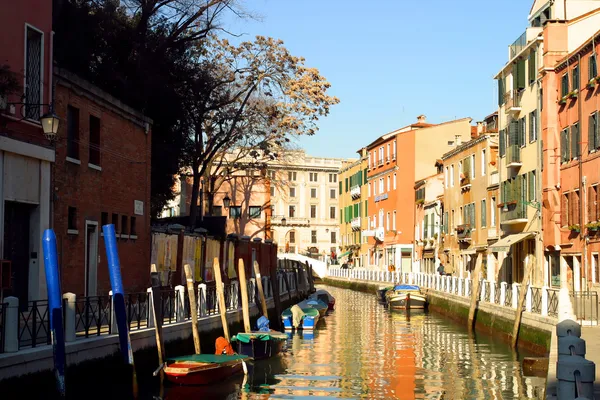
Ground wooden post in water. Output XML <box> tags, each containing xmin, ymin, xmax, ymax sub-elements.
<box><xmin>238</xmin><ymin>259</ymin><xmax>252</xmax><ymax>333</ymax></box>
<box><xmin>467</xmin><ymin>253</ymin><xmax>483</xmax><ymax>330</ymax></box>
<box><xmin>213</xmin><ymin>258</ymin><xmax>231</xmax><ymax>340</ymax></box>
<box><xmin>150</xmin><ymin>264</ymin><xmax>165</xmax><ymax>384</ymax></box>
<box><xmin>184</xmin><ymin>264</ymin><xmax>201</xmax><ymax>354</ymax></box>
<box><xmin>511</xmin><ymin>256</ymin><xmax>534</xmax><ymax>348</ymax></box>
<box><xmin>253</xmin><ymin>260</ymin><xmax>268</xmax><ymax>318</ymax></box>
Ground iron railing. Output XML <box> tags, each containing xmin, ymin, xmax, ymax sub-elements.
<box><xmin>571</xmin><ymin>291</ymin><xmax>599</xmax><ymax>324</ymax></box>
<box><xmin>18</xmin><ymin>300</ymin><xmax>51</xmax><ymax>349</ymax></box>
<box><xmin>0</xmin><ymin>302</ymin><xmax>6</xmax><ymax>353</ymax></box>
<box><xmin>126</xmin><ymin>292</ymin><xmax>150</xmax><ymax>331</ymax></box>
<box><xmin>548</xmin><ymin>289</ymin><xmax>559</xmax><ymax>317</ymax></box>
<box><xmin>531</xmin><ymin>287</ymin><xmax>542</xmax><ymax>314</ymax></box>
<box><xmin>74</xmin><ymin>295</ymin><xmax>111</xmax><ymax>338</ymax></box>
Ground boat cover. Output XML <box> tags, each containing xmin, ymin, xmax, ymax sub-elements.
<box><xmin>230</xmin><ymin>332</ymin><xmax>288</xmax><ymax>343</ymax></box>
<box><xmin>215</xmin><ymin>336</ymin><xmax>235</xmax><ymax>355</ymax></box>
<box><xmin>393</xmin><ymin>285</ymin><xmax>420</xmax><ymax>291</ymax></box>
<box><xmin>256</xmin><ymin>316</ymin><xmax>270</xmax><ymax>332</ymax></box>
<box><xmin>167</xmin><ymin>354</ymin><xmax>246</xmax><ymax>363</ymax></box>
<box><xmin>306</xmin><ymin>299</ymin><xmax>328</xmax><ymax>309</ymax></box>
<box><xmin>311</xmin><ymin>289</ymin><xmax>335</xmax><ymax>303</ymax></box>
<box><xmin>291</xmin><ymin>304</ymin><xmax>305</xmax><ymax>328</ymax></box>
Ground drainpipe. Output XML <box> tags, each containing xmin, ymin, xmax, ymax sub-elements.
<box><xmin>536</xmin><ymin>72</ymin><xmax>544</xmax><ymax>287</ymax></box>
<box><xmin>577</xmin><ymin>54</ymin><xmax>587</xmax><ymax>292</ymax></box>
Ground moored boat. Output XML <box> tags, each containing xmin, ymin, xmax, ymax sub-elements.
<box><xmin>164</xmin><ymin>354</ymin><xmax>248</xmax><ymax>385</ymax></box>
<box><xmin>377</xmin><ymin>286</ymin><xmax>393</xmax><ymax>302</ymax></box>
<box><xmin>281</xmin><ymin>304</ymin><xmax>320</xmax><ymax>330</ymax></box>
<box><xmin>297</xmin><ymin>298</ymin><xmax>328</xmax><ymax>318</ymax></box>
<box><xmin>230</xmin><ymin>331</ymin><xmax>288</xmax><ymax>360</ymax></box>
<box><xmin>309</xmin><ymin>289</ymin><xmax>335</xmax><ymax>310</ymax></box>
<box><xmin>386</xmin><ymin>285</ymin><xmax>427</xmax><ymax>310</ymax></box>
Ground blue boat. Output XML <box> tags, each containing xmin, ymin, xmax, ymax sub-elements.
<box><xmin>281</xmin><ymin>304</ymin><xmax>320</xmax><ymax>331</ymax></box>
<box><xmin>297</xmin><ymin>298</ymin><xmax>328</xmax><ymax>317</ymax></box>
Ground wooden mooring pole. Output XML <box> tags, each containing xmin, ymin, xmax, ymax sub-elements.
<box><xmin>467</xmin><ymin>253</ymin><xmax>483</xmax><ymax>330</ymax></box>
<box><xmin>184</xmin><ymin>264</ymin><xmax>201</xmax><ymax>354</ymax></box>
<box><xmin>238</xmin><ymin>259</ymin><xmax>252</xmax><ymax>333</ymax></box>
<box><xmin>150</xmin><ymin>264</ymin><xmax>165</xmax><ymax>386</ymax></box>
<box><xmin>213</xmin><ymin>258</ymin><xmax>231</xmax><ymax>340</ymax></box>
<box><xmin>511</xmin><ymin>256</ymin><xmax>534</xmax><ymax>348</ymax></box>
<box><xmin>253</xmin><ymin>261</ymin><xmax>269</xmax><ymax>318</ymax></box>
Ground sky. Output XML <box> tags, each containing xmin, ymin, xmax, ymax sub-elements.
<box><xmin>223</xmin><ymin>0</ymin><xmax>533</xmax><ymax>159</ymax></box>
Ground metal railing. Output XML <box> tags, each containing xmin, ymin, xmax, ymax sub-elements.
<box><xmin>74</xmin><ymin>295</ymin><xmax>111</xmax><ymax>338</ymax></box>
<box><xmin>0</xmin><ymin>302</ymin><xmax>6</xmax><ymax>353</ymax></box>
<box><xmin>18</xmin><ymin>300</ymin><xmax>51</xmax><ymax>349</ymax></box>
<box><xmin>506</xmin><ymin>144</ymin><xmax>521</xmax><ymax>164</ymax></box>
<box><xmin>571</xmin><ymin>291</ymin><xmax>599</xmax><ymax>325</ymax></box>
<box><xmin>501</xmin><ymin>202</ymin><xmax>527</xmax><ymax>223</ymax></box>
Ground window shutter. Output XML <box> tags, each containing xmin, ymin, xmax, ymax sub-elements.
<box><xmin>498</xmin><ymin>78</ymin><xmax>505</xmax><ymax>106</ymax></box>
<box><xmin>590</xmin><ymin>113</ymin><xmax>596</xmax><ymax>153</ymax></box>
<box><xmin>481</xmin><ymin>200</ymin><xmax>487</xmax><ymax>227</ymax></box>
<box><xmin>561</xmin><ymin>74</ymin><xmax>569</xmax><ymax>98</ymax></box>
<box><xmin>573</xmin><ymin>65</ymin><xmax>580</xmax><ymax>91</ymax></box>
<box><xmin>364</xmin><ymin>200</ymin><xmax>368</xmax><ymax>216</ymax></box>
<box><xmin>499</xmin><ymin>128</ymin><xmax>506</xmax><ymax>156</ymax></box>
<box><xmin>509</xmin><ymin>119</ymin><xmax>519</xmax><ymax>147</ymax></box>
<box><xmin>571</xmin><ymin>123</ymin><xmax>580</xmax><ymax>159</ymax></box>
<box><xmin>561</xmin><ymin>194</ymin><xmax>568</xmax><ymax>226</ymax></box>
<box><xmin>561</xmin><ymin>129</ymin><xmax>569</xmax><ymax>162</ymax></box>
<box><xmin>590</xmin><ymin>54</ymin><xmax>598</xmax><ymax>81</ymax></box>
<box><xmin>595</xmin><ymin>112</ymin><xmax>600</xmax><ymax>151</ymax></box>
<box><xmin>339</xmin><ymin>181</ymin><xmax>342</xmax><ymax>194</ymax></box>
<box><xmin>529</xmin><ymin>50</ymin><xmax>537</xmax><ymax>84</ymax></box>
<box><xmin>424</xmin><ymin>214</ymin><xmax>428</xmax><ymax>237</ymax></box>
<box><xmin>589</xmin><ymin>188</ymin><xmax>595</xmax><ymax>223</ymax></box>
<box><xmin>517</xmin><ymin>60</ymin><xmax>526</xmax><ymax>89</ymax></box>
<box><xmin>359</xmin><ymin>201</ymin><xmax>362</xmax><ymax>217</ymax></box>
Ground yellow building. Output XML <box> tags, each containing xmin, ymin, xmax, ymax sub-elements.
<box><xmin>338</xmin><ymin>148</ymin><xmax>369</xmax><ymax>267</ymax></box>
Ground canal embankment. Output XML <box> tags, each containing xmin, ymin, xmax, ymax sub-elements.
<box><xmin>324</xmin><ymin>275</ymin><xmax>554</xmax><ymax>355</ymax></box>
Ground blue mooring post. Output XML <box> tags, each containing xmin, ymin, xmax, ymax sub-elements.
<box><xmin>42</xmin><ymin>229</ymin><xmax>66</xmax><ymax>398</ymax></box>
<box><xmin>102</xmin><ymin>224</ymin><xmax>137</xmax><ymax>383</ymax></box>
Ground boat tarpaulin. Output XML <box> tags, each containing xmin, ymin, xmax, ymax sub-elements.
<box><xmin>231</xmin><ymin>332</ymin><xmax>288</xmax><ymax>343</ymax></box>
<box><xmin>393</xmin><ymin>285</ymin><xmax>420</xmax><ymax>291</ymax></box>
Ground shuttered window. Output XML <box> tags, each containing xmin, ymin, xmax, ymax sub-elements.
<box><xmin>514</xmin><ymin>60</ymin><xmax>526</xmax><ymax>90</ymax></box>
<box><xmin>499</xmin><ymin>128</ymin><xmax>506</xmax><ymax>157</ymax></box>
<box><xmin>572</xmin><ymin>64</ymin><xmax>580</xmax><ymax>92</ymax></box>
<box><xmin>519</xmin><ymin>117</ymin><xmax>526</xmax><ymax>146</ymax></box>
<box><xmin>588</xmin><ymin>186</ymin><xmax>597</xmax><ymax>223</ymax></box>
<box><xmin>364</xmin><ymin>200</ymin><xmax>368</xmax><ymax>216</ymax></box>
<box><xmin>590</xmin><ymin>112</ymin><xmax>599</xmax><ymax>152</ymax></box>
<box><xmin>424</xmin><ymin>214</ymin><xmax>429</xmax><ymax>238</ymax></box>
<box><xmin>528</xmin><ymin>50</ymin><xmax>536</xmax><ymax>84</ymax></box>
<box><xmin>481</xmin><ymin>199</ymin><xmax>487</xmax><ymax>228</ymax></box>
<box><xmin>561</xmin><ymin>73</ymin><xmax>569</xmax><ymax>97</ymax></box>
<box><xmin>508</xmin><ymin>119</ymin><xmax>519</xmax><ymax>147</ymax></box>
<box><xmin>590</xmin><ymin>53</ymin><xmax>598</xmax><ymax>81</ymax></box>
<box><xmin>339</xmin><ymin>181</ymin><xmax>342</xmax><ymax>194</ymax></box>
<box><xmin>528</xmin><ymin>171</ymin><xmax>536</xmax><ymax>202</ymax></box>
<box><xmin>529</xmin><ymin>110</ymin><xmax>537</xmax><ymax>142</ymax></box>
<box><xmin>498</xmin><ymin>77</ymin><xmax>505</xmax><ymax>106</ymax></box>
<box><xmin>561</xmin><ymin>128</ymin><xmax>570</xmax><ymax>163</ymax></box>
<box><xmin>571</xmin><ymin>123</ymin><xmax>580</xmax><ymax>159</ymax></box>
<box><xmin>562</xmin><ymin>193</ymin><xmax>569</xmax><ymax>226</ymax></box>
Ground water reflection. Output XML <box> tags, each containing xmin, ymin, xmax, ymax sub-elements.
<box><xmin>162</xmin><ymin>285</ymin><xmax>545</xmax><ymax>399</ymax></box>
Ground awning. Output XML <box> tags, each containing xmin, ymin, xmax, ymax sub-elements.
<box><xmin>460</xmin><ymin>249</ymin><xmax>476</xmax><ymax>255</ymax></box>
<box><xmin>489</xmin><ymin>232</ymin><xmax>533</xmax><ymax>252</ymax></box>
<box><xmin>339</xmin><ymin>250</ymin><xmax>352</xmax><ymax>258</ymax></box>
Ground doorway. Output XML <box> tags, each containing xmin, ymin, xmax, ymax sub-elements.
<box><xmin>85</xmin><ymin>221</ymin><xmax>99</xmax><ymax>297</ymax></box>
<box><xmin>3</xmin><ymin>201</ymin><xmax>34</xmax><ymax>306</ymax></box>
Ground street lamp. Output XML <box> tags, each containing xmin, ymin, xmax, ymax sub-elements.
<box><xmin>223</xmin><ymin>194</ymin><xmax>231</xmax><ymax>208</ymax></box>
<box><xmin>40</xmin><ymin>109</ymin><xmax>60</xmax><ymax>141</ymax></box>
<box><xmin>281</xmin><ymin>217</ymin><xmax>287</xmax><ymax>226</ymax></box>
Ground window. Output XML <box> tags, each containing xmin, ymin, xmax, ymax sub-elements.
<box><xmin>470</xmin><ymin>154</ymin><xmax>475</xmax><ymax>179</ymax></box>
<box><xmin>121</xmin><ymin>215</ymin><xmax>128</xmax><ymax>235</ymax></box>
<box><xmin>289</xmin><ymin>205</ymin><xmax>296</xmax><ymax>218</ymax></box>
<box><xmin>499</xmin><ymin>128</ymin><xmax>506</xmax><ymax>157</ymax></box>
<box><xmin>491</xmin><ymin>197</ymin><xmax>496</xmax><ymax>227</ymax></box>
<box><xmin>379</xmin><ymin>147</ymin><xmax>384</xmax><ymax>164</ymax></box>
<box><xmin>392</xmin><ymin>210</ymin><xmax>396</xmax><ymax>230</ymax></box>
<box><xmin>368</xmin><ymin>183</ymin><xmax>371</xmax><ymax>197</ymax></box>
<box><xmin>311</xmin><ymin>188</ymin><xmax>317</xmax><ymax>198</ymax></box>
<box><xmin>561</xmin><ymin>128</ymin><xmax>570</xmax><ymax>163</ymax></box>
<box><xmin>423</xmin><ymin>214</ymin><xmax>428</xmax><ymax>238</ymax></box>
<box><xmin>213</xmin><ymin>206</ymin><xmax>222</xmax><ymax>216</ymax></box>
<box><xmin>379</xmin><ymin>178</ymin><xmax>384</xmax><ymax>193</ymax></box>
<box><xmin>67</xmin><ymin>106</ymin><xmax>80</xmax><ymax>160</ymax></box>
<box><xmin>311</xmin><ymin>230</ymin><xmax>317</xmax><ymax>244</ymax></box>
<box><xmin>89</xmin><ymin>115</ymin><xmax>101</xmax><ymax>166</ymax></box>
<box><xmin>386</xmin><ymin>143</ymin><xmax>390</xmax><ymax>160</ymax></box>
<box><xmin>450</xmin><ymin>165</ymin><xmax>455</xmax><ymax>187</ymax></box>
<box><xmin>589</xmin><ymin>186</ymin><xmax>598</xmax><ymax>223</ymax></box>
<box><xmin>112</xmin><ymin>213</ymin><xmax>119</xmax><ymax>232</ymax></box>
<box><xmin>130</xmin><ymin>217</ymin><xmax>136</xmax><ymax>236</ymax></box>
<box><xmin>561</xmin><ymin>73</ymin><xmax>569</xmax><ymax>98</ymax></box>
<box><xmin>330</xmin><ymin>231</ymin><xmax>336</xmax><ymax>243</ymax></box>
<box><xmin>289</xmin><ymin>231</ymin><xmax>296</xmax><ymax>243</ymax></box>
<box><xmin>445</xmin><ymin>167</ymin><xmax>448</xmax><ymax>188</ymax></box>
<box><xmin>101</xmin><ymin>212</ymin><xmax>108</xmax><ymax>227</ymax></box>
<box><xmin>529</xmin><ymin>110</ymin><xmax>537</xmax><ymax>142</ymax></box>
<box><xmin>519</xmin><ymin>117</ymin><xmax>526</xmax><ymax>147</ymax></box>
<box><xmin>25</xmin><ymin>27</ymin><xmax>43</xmax><ymax>120</ymax></box>
<box><xmin>328</xmin><ymin>174</ymin><xmax>335</xmax><ymax>183</ymax></box>
<box><xmin>270</xmin><ymin>186</ymin><xmax>275</xmax><ymax>197</ymax></box>
<box><xmin>562</xmin><ymin>193</ymin><xmax>570</xmax><ymax>226</ymax></box>
<box><xmin>393</xmin><ymin>141</ymin><xmax>396</xmax><ymax>159</ymax></box>
<box><xmin>571</xmin><ymin>122</ymin><xmax>580</xmax><ymax>160</ymax></box>
<box><xmin>68</xmin><ymin>207</ymin><xmax>77</xmax><ymax>231</ymax></box>
<box><xmin>528</xmin><ymin>171</ymin><xmax>537</xmax><ymax>201</ymax></box>
<box><xmin>229</xmin><ymin>206</ymin><xmax>242</xmax><ymax>219</ymax></box>
<box><xmin>590</xmin><ymin>53</ymin><xmax>598</xmax><ymax>81</ymax></box>
<box><xmin>386</xmin><ymin>212</ymin><xmax>390</xmax><ymax>231</ymax></box>
<box><xmin>589</xmin><ymin>112</ymin><xmax>599</xmax><ymax>152</ymax></box>
<box><xmin>393</xmin><ymin>173</ymin><xmax>396</xmax><ymax>190</ymax></box>
<box><xmin>330</xmin><ymin>189</ymin><xmax>336</xmax><ymax>199</ymax></box>
<box><xmin>330</xmin><ymin>206</ymin><xmax>336</xmax><ymax>219</ymax></box>
<box><xmin>249</xmin><ymin>206</ymin><xmax>261</xmax><ymax>218</ymax></box>
<box><xmin>309</xmin><ymin>172</ymin><xmax>318</xmax><ymax>182</ymax></box>
<box><xmin>481</xmin><ymin>149</ymin><xmax>486</xmax><ymax>176</ymax></box>
<box><xmin>528</xmin><ymin>50</ymin><xmax>536</xmax><ymax>85</ymax></box>
<box><xmin>481</xmin><ymin>199</ymin><xmax>487</xmax><ymax>227</ymax></box>
<box><xmin>387</xmin><ymin>176</ymin><xmax>390</xmax><ymax>191</ymax></box>
<box><xmin>310</xmin><ymin>205</ymin><xmax>317</xmax><ymax>219</ymax></box>
<box><xmin>269</xmin><ymin>171</ymin><xmax>276</xmax><ymax>180</ymax></box>
<box><xmin>572</xmin><ymin>64</ymin><xmax>579</xmax><ymax>92</ymax></box>
<box><xmin>289</xmin><ymin>187</ymin><xmax>296</xmax><ymax>197</ymax></box>
<box><xmin>288</xmin><ymin>171</ymin><xmax>297</xmax><ymax>181</ymax></box>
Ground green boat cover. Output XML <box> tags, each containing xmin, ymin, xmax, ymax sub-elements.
<box><xmin>167</xmin><ymin>354</ymin><xmax>247</xmax><ymax>363</ymax></box>
<box><xmin>281</xmin><ymin>307</ymin><xmax>319</xmax><ymax>317</ymax></box>
<box><xmin>231</xmin><ymin>332</ymin><xmax>288</xmax><ymax>343</ymax></box>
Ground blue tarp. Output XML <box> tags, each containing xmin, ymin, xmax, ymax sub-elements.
<box><xmin>256</xmin><ymin>316</ymin><xmax>270</xmax><ymax>332</ymax></box>
<box><xmin>393</xmin><ymin>285</ymin><xmax>420</xmax><ymax>291</ymax></box>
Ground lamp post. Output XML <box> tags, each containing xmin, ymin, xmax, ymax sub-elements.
<box><xmin>223</xmin><ymin>194</ymin><xmax>231</xmax><ymax>209</ymax></box>
<box><xmin>5</xmin><ymin>100</ymin><xmax>60</xmax><ymax>141</ymax></box>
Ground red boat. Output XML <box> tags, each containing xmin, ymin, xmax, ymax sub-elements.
<box><xmin>164</xmin><ymin>354</ymin><xmax>248</xmax><ymax>386</ymax></box>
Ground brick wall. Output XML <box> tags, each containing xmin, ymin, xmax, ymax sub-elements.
<box><xmin>53</xmin><ymin>70</ymin><xmax>151</xmax><ymax>296</ymax></box>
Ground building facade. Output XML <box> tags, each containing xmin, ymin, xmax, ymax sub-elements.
<box><xmin>0</xmin><ymin>1</ymin><xmax>55</xmax><ymax>303</ymax></box>
<box><xmin>365</xmin><ymin>115</ymin><xmax>473</xmax><ymax>271</ymax></box>
<box><xmin>338</xmin><ymin>148</ymin><xmax>368</xmax><ymax>267</ymax></box>
<box><xmin>53</xmin><ymin>68</ymin><xmax>152</xmax><ymax>295</ymax></box>
<box><xmin>269</xmin><ymin>152</ymin><xmax>353</xmax><ymax>261</ymax></box>
<box><xmin>441</xmin><ymin>123</ymin><xmax>499</xmax><ymax>280</ymax></box>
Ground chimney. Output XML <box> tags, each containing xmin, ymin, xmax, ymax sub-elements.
<box><xmin>477</xmin><ymin>122</ymin><xmax>484</xmax><ymax>134</ymax></box>
<box><xmin>417</xmin><ymin>115</ymin><xmax>426</xmax><ymax>124</ymax></box>
<box><xmin>455</xmin><ymin>134</ymin><xmax>462</xmax><ymax>146</ymax></box>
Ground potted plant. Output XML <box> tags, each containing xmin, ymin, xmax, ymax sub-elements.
<box><xmin>569</xmin><ymin>224</ymin><xmax>581</xmax><ymax>233</ymax></box>
<box><xmin>586</xmin><ymin>222</ymin><xmax>600</xmax><ymax>232</ymax></box>
<box><xmin>433</xmin><ymin>233</ymin><xmax>438</xmax><ymax>240</ymax></box>
<box><xmin>559</xmin><ymin>96</ymin><xmax>568</xmax><ymax>105</ymax></box>
<box><xmin>568</xmin><ymin>89</ymin><xmax>579</xmax><ymax>99</ymax></box>
<box><xmin>588</xmin><ymin>79</ymin><xmax>596</xmax><ymax>89</ymax></box>
<box><xmin>416</xmin><ymin>198</ymin><xmax>425</xmax><ymax>205</ymax></box>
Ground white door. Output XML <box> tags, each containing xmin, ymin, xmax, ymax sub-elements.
<box><xmin>85</xmin><ymin>221</ymin><xmax>99</xmax><ymax>297</ymax></box>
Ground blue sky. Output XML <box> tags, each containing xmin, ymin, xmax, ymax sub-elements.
<box><xmin>224</xmin><ymin>0</ymin><xmax>533</xmax><ymax>159</ymax></box>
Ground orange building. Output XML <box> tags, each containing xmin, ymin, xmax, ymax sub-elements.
<box><xmin>544</xmin><ymin>27</ymin><xmax>600</xmax><ymax>291</ymax></box>
<box><xmin>365</xmin><ymin>115</ymin><xmax>472</xmax><ymax>271</ymax></box>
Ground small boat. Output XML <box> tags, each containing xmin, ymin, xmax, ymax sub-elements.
<box><xmin>164</xmin><ymin>353</ymin><xmax>248</xmax><ymax>385</ymax></box>
<box><xmin>281</xmin><ymin>304</ymin><xmax>320</xmax><ymax>330</ymax></box>
<box><xmin>230</xmin><ymin>331</ymin><xmax>288</xmax><ymax>360</ymax></box>
<box><xmin>297</xmin><ymin>298</ymin><xmax>328</xmax><ymax>318</ymax></box>
<box><xmin>309</xmin><ymin>289</ymin><xmax>335</xmax><ymax>310</ymax></box>
<box><xmin>386</xmin><ymin>285</ymin><xmax>427</xmax><ymax>310</ymax></box>
<box><xmin>377</xmin><ymin>286</ymin><xmax>393</xmax><ymax>302</ymax></box>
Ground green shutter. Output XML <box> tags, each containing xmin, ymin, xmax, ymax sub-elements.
<box><xmin>529</xmin><ymin>50</ymin><xmax>537</xmax><ymax>84</ymax></box>
<box><xmin>590</xmin><ymin>113</ymin><xmax>596</xmax><ymax>153</ymax></box>
<box><xmin>571</xmin><ymin>123</ymin><xmax>580</xmax><ymax>159</ymax></box>
<box><xmin>364</xmin><ymin>200</ymin><xmax>368</xmax><ymax>216</ymax></box>
<box><xmin>520</xmin><ymin>117</ymin><xmax>526</xmax><ymax>146</ymax></box>
<box><xmin>345</xmin><ymin>178</ymin><xmax>348</xmax><ymax>192</ymax></box>
<box><xmin>339</xmin><ymin>181</ymin><xmax>342</xmax><ymax>194</ymax></box>
<box><xmin>481</xmin><ymin>200</ymin><xmax>487</xmax><ymax>227</ymax></box>
<box><xmin>363</xmin><ymin>169</ymin><xmax>368</xmax><ymax>185</ymax></box>
<box><xmin>509</xmin><ymin>120</ymin><xmax>519</xmax><ymax>146</ymax></box>
<box><xmin>595</xmin><ymin>112</ymin><xmax>600</xmax><ymax>151</ymax></box>
<box><xmin>590</xmin><ymin>53</ymin><xmax>598</xmax><ymax>81</ymax></box>
<box><xmin>358</xmin><ymin>201</ymin><xmax>362</xmax><ymax>217</ymax></box>
<box><xmin>572</xmin><ymin>65</ymin><xmax>579</xmax><ymax>91</ymax></box>
<box><xmin>358</xmin><ymin>170</ymin><xmax>363</xmax><ymax>186</ymax></box>
<box><xmin>499</xmin><ymin>128</ymin><xmax>506</xmax><ymax>157</ymax></box>
<box><xmin>516</xmin><ymin>60</ymin><xmax>526</xmax><ymax>89</ymax></box>
<box><xmin>498</xmin><ymin>78</ymin><xmax>505</xmax><ymax>106</ymax></box>
<box><xmin>561</xmin><ymin>74</ymin><xmax>569</xmax><ymax>97</ymax></box>
<box><xmin>354</xmin><ymin>203</ymin><xmax>359</xmax><ymax>218</ymax></box>
<box><xmin>424</xmin><ymin>214</ymin><xmax>428</xmax><ymax>238</ymax></box>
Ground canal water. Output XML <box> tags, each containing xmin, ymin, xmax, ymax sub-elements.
<box><xmin>161</xmin><ymin>285</ymin><xmax>546</xmax><ymax>399</ymax></box>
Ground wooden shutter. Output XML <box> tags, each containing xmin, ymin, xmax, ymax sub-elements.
<box><xmin>561</xmin><ymin>74</ymin><xmax>569</xmax><ymax>97</ymax></box>
<box><xmin>509</xmin><ymin>119</ymin><xmax>519</xmax><ymax>146</ymax></box>
<box><xmin>561</xmin><ymin>194</ymin><xmax>568</xmax><ymax>226</ymax></box>
<box><xmin>519</xmin><ymin>118</ymin><xmax>526</xmax><ymax>146</ymax></box>
<box><xmin>517</xmin><ymin>60</ymin><xmax>526</xmax><ymax>89</ymax></box>
<box><xmin>339</xmin><ymin>181</ymin><xmax>342</xmax><ymax>194</ymax></box>
<box><xmin>561</xmin><ymin>128</ymin><xmax>569</xmax><ymax>162</ymax></box>
<box><xmin>364</xmin><ymin>200</ymin><xmax>368</xmax><ymax>216</ymax></box>
<box><xmin>529</xmin><ymin>50</ymin><xmax>537</xmax><ymax>83</ymax></box>
<box><xmin>589</xmin><ymin>113</ymin><xmax>596</xmax><ymax>153</ymax></box>
<box><xmin>572</xmin><ymin>65</ymin><xmax>580</xmax><ymax>91</ymax></box>
<box><xmin>571</xmin><ymin>123</ymin><xmax>580</xmax><ymax>159</ymax></box>
<box><xmin>424</xmin><ymin>214</ymin><xmax>428</xmax><ymax>237</ymax></box>
<box><xmin>499</xmin><ymin>128</ymin><xmax>506</xmax><ymax>156</ymax></box>
<box><xmin>589</xmin><ymin>187</ymin><xmax>595</xmax><ymax>223</ymax></box>
<box><xmin>498</xmin><ymin>78</ymin><xmax>505</xmax><ymax>106</ymax></box>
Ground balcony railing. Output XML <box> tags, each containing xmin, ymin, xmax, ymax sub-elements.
<box><xmin>506</xmin><ymin>144</ymin><xmax>521</xmax><ymax>166</ymax></box>
<box><xmin>456</xmin><ymin>224</ymin><xmax>472</xmax><ymax>242</ymax></box>
<box><xmin>350</xmin><ymin>185</ymin><xmax>361</xmax><ymax>199</ymax></box>
<box><xmin>271</xmin><ymin>215</ymin><xmax>310</xmax><ymax>226</ymax></box>
<box><xmin>351</xmin><ymin>217</ymin><xmax>361</xmax><ymax>231</ymax></box>
<box><xmin>504</xmin><ymin>89</ymin><xmax>522</xmax><ymax>114</ymax></box>
<box><xmin>501</xmin><ymin>202</ymin><xmax>527</xmax><ymax>224</ymax></box>
<box><xmin>509</xmin><ymin>31</ymin><xmax>527</xmax><ymax>59</ymax></box>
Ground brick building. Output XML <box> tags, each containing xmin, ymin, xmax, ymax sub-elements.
<box><xmin>0</xmin><ymin>0</ymin><xmax>55</xmax><ymax>304</ymax></box>
<box><xmin>53</xmin><ymin>68</ymin><xmax>152</xmax><ymax>296</ymax></box>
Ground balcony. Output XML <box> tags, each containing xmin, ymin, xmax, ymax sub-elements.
<box><xmin>351</xmin><ymin>217</ymin><xmax>361</xmax><ymax>231</ymax></box>
<box><xmin>271</xmin><ymin>215</ymin><xmax>310</xmax><ymax>227</ymax></box>
<box><xmin>488</xmin><ymin>171</ymin><xmax>499</xmax><ymax>188</ymax></box>
<box><xmin>456</xmin><ymin>224</ymin><xmax>472</xmax><ymax>243</ymax></box>
<box><xmin>504</xmin><ymin>89</ymin><xmax>522</xmax><ymax>116</ymax></box>
<box><xmin>509</xmin><ymin>27</ymin><xmax>542</xmax><ymax>59</ymax></box>
<box><xmin>500</xmin><ymin>202</ymin><xmax>527</xmax><ymax>225</ymax></box>
<box><xmin>506</xmin><ymin>144</ymin><xmax>522</xmax><ymax>168</ymax></box>
<box><xmin>350</xmin><ymin>185</ymin><xmax>361</xmax><ymax>200</ymax></box>
<box><xmin>460</xmin><ymin>174</ymin><xmax>471</xmax><ymax>191</ymax></box>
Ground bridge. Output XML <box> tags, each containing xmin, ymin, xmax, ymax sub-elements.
<box><xmin>277</xmin><ymin>252</ymin><xmax>328</xmax><ymax>279</ymax></box>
